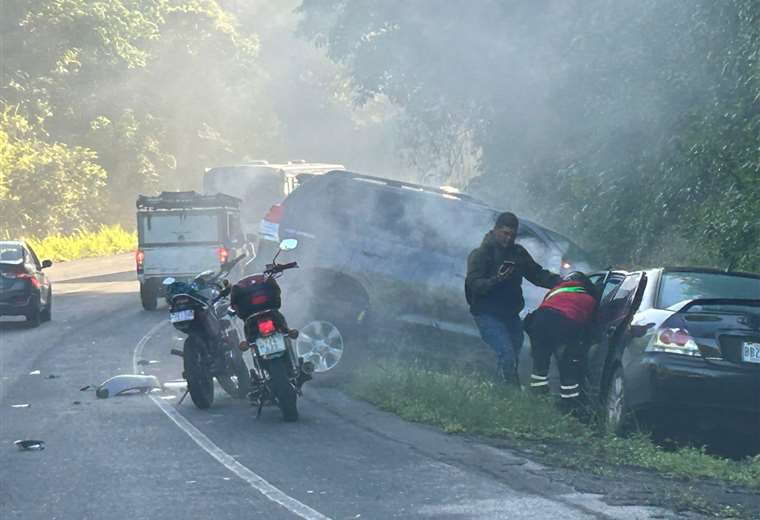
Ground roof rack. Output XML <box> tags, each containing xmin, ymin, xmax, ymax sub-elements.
<box><xmin>325</xmin><ymin>171</ymin><xmax>486</xmax><ymax>205</ymax></box>
<box><xmin>136</xmin><ymin>191</ymin><xmax>241</xmax><ymax>211</ymax></box>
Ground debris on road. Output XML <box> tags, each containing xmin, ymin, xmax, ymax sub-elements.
<box><xmin>46</xmin><ymin>374</ymin><xmax>59</xmax><ymax>379</ymax></box>
<box><xmin>29</xmin><ymin>370</ymin><xmax>41</xmax><ymax>375</ymax></box>
<box><xmin>162</xmin><ymin>380</ymin><xmax>188</xmax><ymax>392</ymax></box>
<box><xmin>73</xmin><ymin>401</ymin><xmax>81</xmax><ymax>405</ymax></box>
<box><xmin>95</xmin><ymin>374</ymin><xmax>160</xmax><ymax>398</ymax></box>
<box><xmin>15</xmin><ymin>440</ymin><xmax>45</xmax><ymax>451</ymax></box>
<box><xmin>11</xmin><ymin>403</ymin><xmax>31</xmax><ymax>408</ymax></box>
<box><xmin>80</xmin><ymin>385</ymin><xmax>91</xmax><ymax>391</ymax></box>
<box><xmin>136</xmin><ymin>359</ymin><xmax>160</xmax><ymax>366</ymax></box>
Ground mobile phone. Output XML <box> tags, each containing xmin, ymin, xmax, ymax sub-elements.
<box><xmin>498</xmin><ymin>261</ymin><xmax>516</xmax><ymax>276</ymax></box>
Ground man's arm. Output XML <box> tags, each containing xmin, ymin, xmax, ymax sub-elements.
<box><xmin>465</xmin><ymin>247</ymin><xmax>501</xmax><ymax>296</ymax></box>
<box><xmin>522</xmin><ymin>249</ymin><xmax>561</xmax><ymax>289</ymax></box>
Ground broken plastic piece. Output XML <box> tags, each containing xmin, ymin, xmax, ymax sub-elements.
<box><xmin>95</xmin><ymin>374</ymin><xmax>161</xmax><ymax>398</ymax></box>
<box><xmin>29</xmin><ymin>370</ymin><xmax>41</xmax><ymax>375</ymax></box>
<box><xmin>136</xmin><ymin>359</ymin><xmax>160</xmax><ymax>366</ymax></box>
<box><xmin>80</xmin><ymin>385</ymin><xmax>91</xmax><ymax>391</ymax></box>
<box><xmin>15</xmin><ymin>440</ymin><xmax>45</xmax><ymax>451</ymax></box>
<box><xmin>46</xmin><ymin>374</ymin><xmax>59</xmax><ymax>379</ymax></box>
<box><xmin>11</xmin><ymin>404</ymin><xmax>30</xmax><ymax>408</ymax></box>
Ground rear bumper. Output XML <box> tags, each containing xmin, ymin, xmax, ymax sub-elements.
<box><xmin>0</xmin><ymin>291</ymin><xmax>35</xmax><ymax>316</ymax></box>
<box><xmin>626</xmin><ymin>352</ymin><xmax>760</xmax><ymax>417</ymax></box>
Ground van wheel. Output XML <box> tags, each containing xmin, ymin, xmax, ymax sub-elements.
<box><xmin>140</xmin><ymin>281</ymin><xmax>158</xmax><ymax>311</ymax></box>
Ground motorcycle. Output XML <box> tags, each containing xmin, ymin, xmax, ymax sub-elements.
<box><xmin>163</xmin><ymin>254</ymin><xmax>250</xmax><ymax>409</ymax></box>
<box><xmin>230</xmin><ymin>239</ymin><xmax>314</xmax><ymax>422</ymax></box>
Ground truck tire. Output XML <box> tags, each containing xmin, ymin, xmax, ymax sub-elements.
<box><xmin>140</xmin><ymin>281</ymin><xmax>158</xmax><ymax>311</ymax></box>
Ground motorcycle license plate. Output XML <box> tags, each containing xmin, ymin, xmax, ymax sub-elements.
<box><xmin>170</xmin><ymin>309</ymin><xmax>194</xmax><ymax>323</ymax></box>
<box><xmin>741</xmin><ymin>342</ymin><xmax>760</xmax><ymax>364</ymax></box>
<box><xmin>257</xmin><ymin>334</ymin><xmax>286</xmax><ymax>356</ymax></box>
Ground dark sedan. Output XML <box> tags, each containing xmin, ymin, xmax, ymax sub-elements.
<box><xmin>584</xmin><ymin>267</ymin><xmax>760</xmax><ymax>434</ymax></box>
<box><xmin>0</xmin><ymin>241</ymin><xmax>53</xmax><ymax>326</ymax></box>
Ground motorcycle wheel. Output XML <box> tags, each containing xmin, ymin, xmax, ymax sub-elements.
<box><xmin>268</xmin><ymin>356</ymin><xmax>298</xmax><ymax>422</ymax></box>
<box><xmin>184</xmin><ymin>336</ymin><xmax>214</xmax><ymax>409</ymax></box>
<box><xmin>217</xmin><ymin>350</ymin><xmax>251</xmax><ymax>399</ymax></box>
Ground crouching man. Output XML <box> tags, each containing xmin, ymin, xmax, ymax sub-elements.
<box><xmin>525</xmin><ymin>272</ymin><xmax>599</xmax><ymax>412</ymax></box>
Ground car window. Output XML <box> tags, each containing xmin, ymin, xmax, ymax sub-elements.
<box><xmin>139</xmin><ymin>212</ymin><xmax>221</xmax><ymax>244</ymax></box>
<box><xmin>227</xmin><ymin>213</ymin><xmax>242</xmax><ymax>244</ymax></box>
<box><xmin>0</xmin><ymin>242</ymin><xmax>24</xmax><ymax>263</ymax></box>
<box><xmin>26</xmin><ymin>244</ymin><xmax>42</xmax><ymax>268</ymax></box>
<box><xmin>602</xmin><ymin>273</ymin><xmax>642</xmax><ymax>323</ymax></box>
<box><xmin>657</xmin><ymin>271</ymin><xmax>760</xmax><ymax>309</ymax></box>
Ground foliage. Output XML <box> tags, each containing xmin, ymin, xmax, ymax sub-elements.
<box><xmin>0</xmin><ymin>0</ymin><xmax>266</xmax><ymax>235</ymax></box>
<box><xmin>23</xmin><ymin>224</ymin><xmax>136</xmax><ymax>262</ymax></box>
<box><xmin>299</xmin><ymin>0</ymin><xmax>760</xmax><ymax>272</ymax></box>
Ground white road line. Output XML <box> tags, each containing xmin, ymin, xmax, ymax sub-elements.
<box><xmin>133</xmin><ymin>321</ymin><xmax>331</xmax><ymax>520</ymax></box>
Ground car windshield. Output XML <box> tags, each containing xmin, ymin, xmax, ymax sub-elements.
<box><xmin>0</xmin><ymin>242</ymin><xmax>23</xmax><ymax>263</ymax></box>
<box><xmin>657</xmin><ymin>271</ymin><xmax>760</xmax><ymax>309</ymax></box>
<box><xmin>138</xmin><ymin>212</ymin><xmax>220</xmax><ymax>245</ymax></box>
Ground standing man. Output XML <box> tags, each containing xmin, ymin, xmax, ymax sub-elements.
<box><xmin>465</xmin><ymin>212</ymin><xmax>561</xmax><ymax>385</ymax></box>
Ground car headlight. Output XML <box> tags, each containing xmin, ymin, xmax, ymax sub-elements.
<box><xmin>645</xmin><ymin>327</ymin><xmax>700</xmax><ymax>356</ymax></box>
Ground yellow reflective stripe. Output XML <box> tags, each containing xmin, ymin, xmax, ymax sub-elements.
<box><xmin>560</xmin><ymin>384</ymin><xmax>579</xmax><ymax>390</ymax></box>
<box><xmin>560</xmin><ymin>392</ymin><xmax>581</xmax><ymax>398</ymax></box>
<box><xmin>530</xmin><ymin>381</ymin><xmax>549</xmax><ymax>387</ymax></box>
<box><xmin>531</xmin><ymin>374</ymin><xmax>549</xmax><ymax>380</ymax></box>
<box><xmin>545</xmin><ymin>286</ymin><xmax>587</xmax><ymax>301</ymax></box>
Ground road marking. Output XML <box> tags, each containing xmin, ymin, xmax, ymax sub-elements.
<box><xmin>134</xmin><ymin>321</ymin><xmax>331</xmax><ymax>520</ymax></box>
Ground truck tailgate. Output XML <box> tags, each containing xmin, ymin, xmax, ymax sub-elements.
<box><xmin>142</xmin><ymin>245</ymin><xmax>219</xmax><ymax>277</ymax></box>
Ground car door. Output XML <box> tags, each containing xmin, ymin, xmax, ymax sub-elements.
<box><xmin>584</xmin><ymin>272</ymin><xmax>647</xmax><ymax>402</ymax></box>
<box><xmin>24</xmin><ymin>244</ymin><xmax>50</xmax><ymax>306</ymax></box>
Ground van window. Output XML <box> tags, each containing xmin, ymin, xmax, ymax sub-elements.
<box><xmin>139</xmin><ymin>212</ymin><xmax>220</xmax><ymax>245</ymax></box>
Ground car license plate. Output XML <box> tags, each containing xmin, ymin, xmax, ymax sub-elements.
<box><xmin>170</xmin><ymin>309</ymin><xmax>194</xmax><ymax>323</ymax></box>
<box><xmin>741</xmin><ymin>342</ymin><xmax>760</xmax><ymax>364</ymax></box>
<box><xmin>257</xmin><ymin>334</ymin><xmax>286</xmax><ymax>356</ymax></box>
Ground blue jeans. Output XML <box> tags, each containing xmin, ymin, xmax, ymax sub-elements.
<box><xmin>473</xmin><ymin>313</ymin><xmax>524</xmax><ymax>381</ymax></box>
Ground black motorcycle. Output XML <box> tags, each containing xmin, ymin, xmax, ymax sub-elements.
<box><xmin>164</xmin><ymin>254</ymin><xmax>250</xmax><ymax>409</ymax></box>
<box><xmin>230</xmin><ymin>239</ymin><xmax>314</xmax><ymax>422</ymax></box>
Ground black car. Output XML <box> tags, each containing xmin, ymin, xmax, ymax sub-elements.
<box><xmin>580</xmin><ymin>267</ymin><xmax>760</xmax><ymax>434</ymax></box>
<box><xmin>248</xmin><ymin>170</ymin><xmax>597</xmax><ymax>372</ymax></box>
<box><xmin>0</xmin><ymin>241</ymin><xmax>53</xmax><ymax>326</ymax></box>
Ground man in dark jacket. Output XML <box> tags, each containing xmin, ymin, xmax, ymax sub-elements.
<box><xmin>465</xmin><ymin>212</ymin><xmax>561</xmax><ymax>384</ymax></box>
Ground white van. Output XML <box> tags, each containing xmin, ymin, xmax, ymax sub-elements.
<box><xmin>135</xmin><ymin>191</ymin><xmax>251</xmax><ymax>310</ymax></box>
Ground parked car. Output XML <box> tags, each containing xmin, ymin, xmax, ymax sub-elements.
<box><xmin>247</xmin><ymin>170</ymin><xmax>597</xmax><ymax>368</ymax></box>
<box><xmin>202</xmin><ymin>160</ymin><xmax>345</xmax><ymax>238</ymax></box>
<box><xmin>135</xmin><ymin>191</ymin><xmax>252</xmax><ymax>311</ymax></box>
<box><xmin>580</xmin><ymin>267</ymin><xmax>760</xmax><ymax>434</ymax></box>
<box><xmin>0</xmin><ymin>241</ymin><xmax>52</xmax><ymax>326</ymax></box>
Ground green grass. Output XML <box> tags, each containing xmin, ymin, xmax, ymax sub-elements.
<box><xmin>348</xmin><ymin>361</ymin><xmax>760</xmax><ymax>489</ymax></box>
<box><xmin>23</xmin><ymin>225</ymin><xmax>137</xmax><ymax>262</ymax></box>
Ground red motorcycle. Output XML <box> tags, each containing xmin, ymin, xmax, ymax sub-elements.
<box><xmin>230</xmin><ymin>239</ymin><xmax>314</xmax><ymax>421</ymax></box>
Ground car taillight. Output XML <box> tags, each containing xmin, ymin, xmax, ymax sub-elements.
<box><xmin>218</xmin><ymin>247</ymin><xmax>229</xmax><ymax>264</ymax></box>
<box><xmin>5</xmin><ymin>272</ymin><xmax>40</xmax><ymax>288</ymax></box>
<box><xmin>136</xmin><ymin>250</ymin><xmax>145</xmax><ymax>272</ymax></box>
<box><xmin>251</xmin><ymin>294</ymin><xmax>268</xmax><ymax>305</ymax></box>
<box><xmin>257</xmin><ymin>318</ymin><xmax>276</xmax><ymax>337</ymax></box>
<box><xmin>646</xmin><ymin>327</ymin><xmax>700</xmax><ymax>356</ymax></box>
<box><xmin>264</xmin><ymin>204</ymin><xmax>284</xmax><ymax>223</ymax></box>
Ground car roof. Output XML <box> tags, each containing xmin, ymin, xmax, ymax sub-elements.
<box><xmin>318</xmin><ymin>170</ymin><xmax>491</xmax><ymax>207</ymax></box>
<box><xmin>207</xmin><ymin>162</ymin><xmax>345</xmax><ymax>177</ymax></box>
<box><xmin>661</xmin><ymin>266</ymin><xmax>760</xmax><ymax>279</ymax></box>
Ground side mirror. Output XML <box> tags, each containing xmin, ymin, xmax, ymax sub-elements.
<box><xmin>279</xmin><ymin>238</ymin><xmax>298</xmax><ymax>251</ymax></box>
<box><xmin>162</xmin><ymin>277</ymin><xmax>176</xmax><ymax>286</ymax></box>
<box><xmin>41</xmin><ymin>260</ymin><xmax>52</xmax><ymax>269</ymax></box>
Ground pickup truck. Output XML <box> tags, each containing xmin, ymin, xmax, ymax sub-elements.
<box><xmin>135</xmin><ymin>191</ymin><xmax>253</xmax><ymax>310</ymax></box>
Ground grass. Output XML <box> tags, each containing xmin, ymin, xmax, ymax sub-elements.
<box><xmin>23</xmin><ymin>225</ymin><xmax>137</xmax><ymax>262</ymax></box>
<box><xmin>348</xmin><ymin>360</ymin><xmax>760</xmax><ymax>490</ymax></box>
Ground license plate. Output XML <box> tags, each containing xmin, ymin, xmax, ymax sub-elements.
<box><xmin>257</xmin><ymin>334</ymin><xmax>286</xmax><ymax>356</ymax></box>
<box><xmin>741</xmin><ymin>342</ymin><xmax>760</xmax><ymax>364</ymax></box>
<box><xmin>170</xmin><ymin>309</ymin><xmax>194</xmax><ymax>323</ymax></box>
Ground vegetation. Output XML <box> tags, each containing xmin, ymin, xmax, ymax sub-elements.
<box><xmin>299</xmin><ymin>1</ymin><xmax>760</xmax><ymax>272</ymax></box>
<box><xmin>23</xmin><ymin>225</ymin><xmax>136</xmax><ymax>262</ymax></box>
<box><xmin>350</xmin><ymin>361</ymin><xmax>760</xmax><ymax>489</ymax></box>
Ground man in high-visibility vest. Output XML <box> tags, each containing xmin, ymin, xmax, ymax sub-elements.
<box><xmin>524</xmin><ymin>272</ymin><xmax>599</xmax><ymax>411</ymax></box>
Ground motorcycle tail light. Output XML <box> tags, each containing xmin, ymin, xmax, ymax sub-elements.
<box><xmin>251</xmin><ymin>294</ymin><xmax>268</xmax><ymax>305</ymax></box>
<box><xmin>257</xmin><ymin>318</ymin><xmax>276</xmax><ymax>337</ymax></box>
<box><xmin>218</xmin><ymin>247</ymin><xmax>229</xmax><ymax>264</ymax></box>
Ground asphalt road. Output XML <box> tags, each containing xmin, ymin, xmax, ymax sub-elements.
<box><xmin>0</xmin><ymin>255</ymin><xmax>691</xmax><ymax>520</ymax></box>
